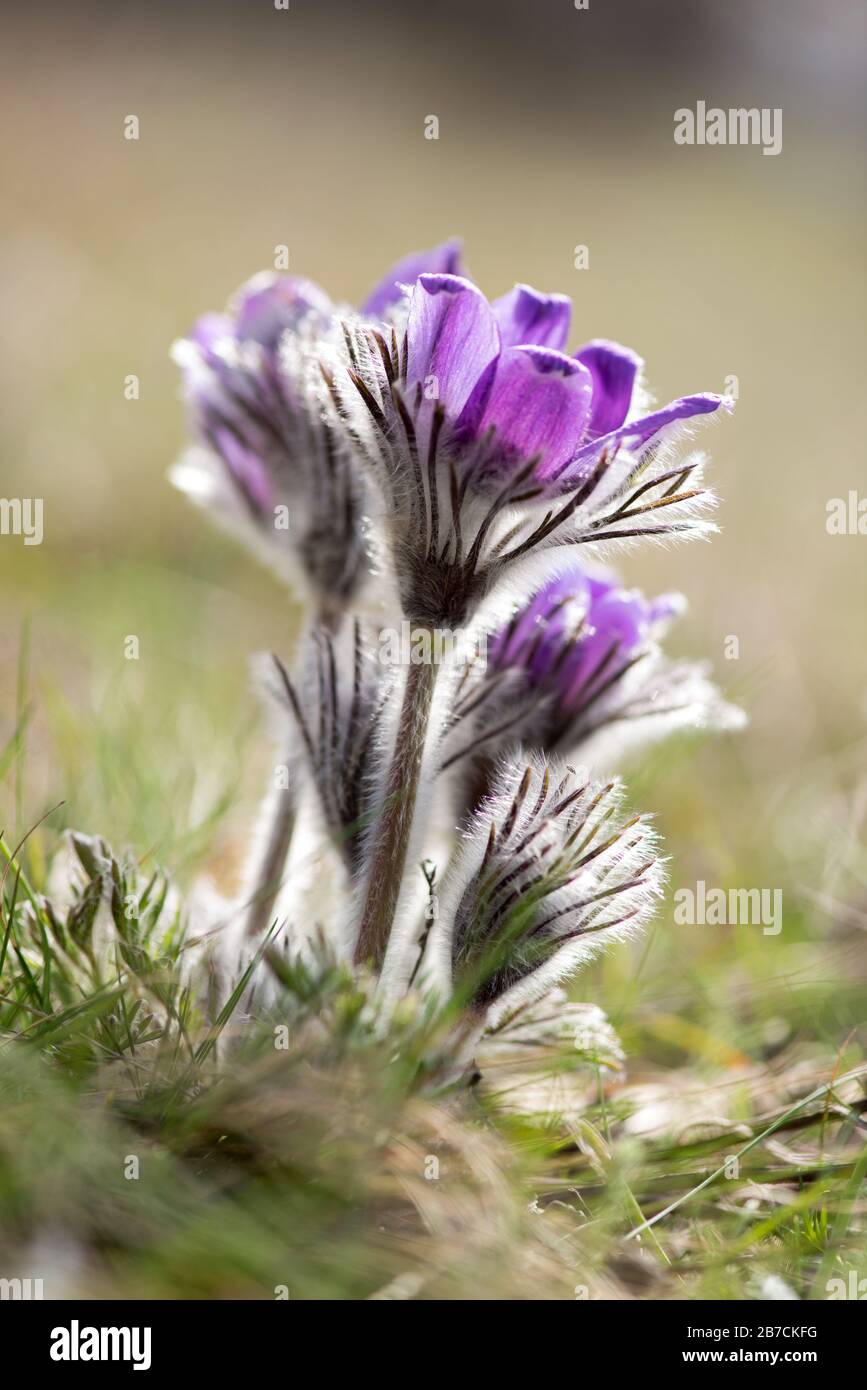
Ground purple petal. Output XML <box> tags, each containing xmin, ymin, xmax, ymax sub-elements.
<box><xmin>360</xmin><ymin>239</ymin><xmax>464</xmax><ymax>318</ymax></box>
<box><xmin>189</xmin><ymin>313</ymin><xmax>234</xmax><ymax>355</ymax></box>
<box><xmin>212</xmin><ymin>427</ymin><xmax>274</xmax><ymax>515</ymax></box>
<box><xmin>461</xmin><ymin>347</ymin><xmax>593</xmax><ymax>480</ymax></box>
<box><xmin>575</xmin><ymin>340</ymin><xmax>642</xmax><ymax>437</ymax></box>
<box><xmin>559</xmin><ymin>393</ymin><xmax>728</xmax><ymax>483</ymax></box>
<box><xmin>492</xmin><ymin>565</ymin><xmax>687</xmax><ymax>712</ymax></box>
<box><xmin>627</xmin><ymin>393</ymin><xmax>728</xmax><ymax>447</ymax></box>
<box><xmin>492</xmin><ymin>284</ymin><xmax>572</xmax><ymax>351</ymax></box>
<box><xmin>562</xmin><ymin>580</ymin><xmax>684</xmax><ymax>705</ymax></box>
<box><xmin>493</xmin><ymin>570</ymin><xmax>591</xmax><ymax>679</ymax></box>
<box><xmin>587</xmin><ymin>588</ymin><xmax>647</xmax><ymax>653</ymax></box>
<box><xmin>233</xmin><ymin>275</ymin><xmax>332</xmax><ymax>350</ymax></box>
<box><xmin>405</xmin><ymin>274</ymin><xmax>500</xmax><ymax>419</ymax></box>
<box><xmin>647</xmin><ymin>591</ymin><xmax>687</xmax><ymax>627</ymax></box>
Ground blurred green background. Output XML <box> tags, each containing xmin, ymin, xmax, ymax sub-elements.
<box><xmin>1</xmin><ymin>0</ymin><xmax>865</xmax><ymax>1064</ymax></box>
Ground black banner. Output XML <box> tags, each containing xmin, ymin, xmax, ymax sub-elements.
<box><xmin>2</xmin><ymin>1296</ymin><xmax>857</xmax><ymax>1375</ymax></box>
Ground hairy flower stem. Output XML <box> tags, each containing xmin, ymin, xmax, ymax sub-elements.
<box><xmin>246</xmin><ymin>602</ymin><xmax>344</xmax><ymax>942</ymax></box>
<box><xmin>244</xmin><ymin>756</ymin><xmax>296</xmax><ymax>940</ymax></box>
<box><xmin>354</xmin><ymin>650</ymin><xmax>439</xmax><ymax>969</ymax></box>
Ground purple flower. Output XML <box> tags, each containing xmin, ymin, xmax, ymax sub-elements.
<box><xmin>328</xmin><ymin>272</ymin><xmax>728</xmax><ymax>627</ymax></box>
<box><xmin>444</xmin><ymin>563</ymin><xmax>743</xmax><ymax>777</ymax></box>
<box><xmin>491</xmin><ymin>567</ymin><xmax>682</xmax><ymax>710</ymax></box>
<box><xmin>405</xmin><ymin>275</ymin><xmax>723</xmax><ymax>490</ymax></box>
<box><xmin>172</xmin><ymin>243</ymin><xmax>466</xmax><ymax>620</ymax></box>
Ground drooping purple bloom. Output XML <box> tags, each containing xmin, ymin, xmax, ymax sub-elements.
<box><xmin>329</xmin><ymin>272</ymin><xmax>728</xmax><ymax>627</ymax></box>
<box><xmin>444</xmin><ymin>563</ymin><xmax>743</xmax><ymax>779</ymax></box>
<box><xmin>179</xmin><ymin>276</ymin><xmax>335</xmax><ymax>520</ymax></box>
<box><xmin>490</xmin><ymin>567</ymin><xmax>683</xmax><ymax>712</ymax></box>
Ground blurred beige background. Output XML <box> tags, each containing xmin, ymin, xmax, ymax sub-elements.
<box><xmin>1</xmin><ymin>1</ymin><xmax>864</xmax><ymax>928</ymax></box>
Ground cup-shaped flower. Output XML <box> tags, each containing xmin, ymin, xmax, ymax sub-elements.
<box><xmin>420</xmin><ymin>755</ymin><xmax>663</xmax><ymax>1025</ymax></box>
<box><xmin>325</xmin><ymin>273</ymin><xmax>728</xmax><ymax>630</ymax></box>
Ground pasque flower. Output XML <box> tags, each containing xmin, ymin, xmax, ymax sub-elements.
<box><xmin>490</xmin><ymin>567</ymin><xmax>682</xmax><ymax>697</ymax></box>
<box><xmin>445</xmin><ymin>564</ymin><xmax>744</xmax><ymax>776</ymax></box>
<box><xmin>327</xmin><ymin>273</ymin><xmax>727</xmax><ymax>630</ymax></box>
<box><xmin>171</xmin><ymin>244</ymin><xmax>465</xmax><ymax>954</ymax></box>
<box><xmin>169</xmin><ymin>242</ymin><xmax>740</xmax><ymax>1067</ymax></box>
<box><xmin>326</xmin><ymin>270</ymin><xmax>728</xmax><ymax>969</ymax></box>
<box><xmin>420</xmin><ymin>755</ymin><xmax>663</xmax><ymax>1025</ymax></box>
<box><xmin>171</xmin><ymin>241</ymin><xmax>464</xmax><ymax>623</ymax></box>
